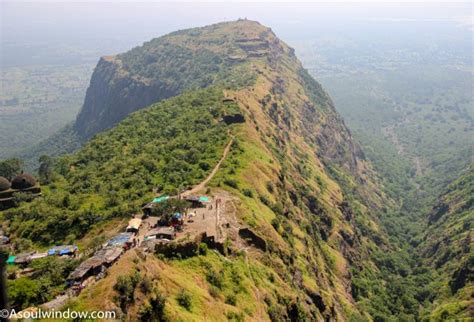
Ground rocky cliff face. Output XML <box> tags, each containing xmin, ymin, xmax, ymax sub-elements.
<box><xmin>418</xmin><ymin>165</ymin><xmax>473</xmax><ymax>319</ymax></box>
<box><xmin>74</xmin><ymin>21</ymin><xmax>267</xmax><ymax>138</ymax></box>
<box><xmin>75</xmin><ymin>56</ymin><xmax>178</xmax><ymax>138</ymax></box>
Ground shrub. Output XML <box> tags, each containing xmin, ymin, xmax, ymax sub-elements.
<box><xmin>271</xmin><ymin>218</ymin><xmax>281</xmax><ymax>231</ymax></box>
<box><xmin>225</xmin><ymin>294</ymin><xmax>237</xmax><ymax>306</ymax></box>
<box><xmin>198</xmin><ymin>242</ymin><xmax>208</xmax><ymax>255</ymax></box>
<box><xmin>226</xmin><ymin>311</ymin><xmax>244</xmax><ymax>322</ymax></box>
<box><xmin>7</xmin><ymin>278</ymin><xmax>40</xmax><ymax>310</ymax></box>
<box><xmin>242</xmin><ymin>188</ymin><xmax>254</xmax><ymax>198</ymax></box>
<box><xmin>176</xmin><ymin>289</ymin><xmax>192</xmax><ymax>311</ymax></box>
<box><xmin>139</xmin><ymin>291</ymin><xmax>167</xmax><ymax>322</ymax></box>
<box><xmin>259</xmin><ymin>195</ymin><xmax>271</xmax><ymax>206</ymax></box>
<box><xmin>206</xmin><ymin>269</ymin><xmax>224</xmax><ymax>289</ymax></box>
<box><xmin>224</xmin><ymin>179</ymin><xmax>238</xmax><ymax>189</ymax></box>
<box><xmin>114</xmin><ymin>271</ymin><xmax>142</xmax><ymax>311</ymax></box>
<box><xmin>140</xmin><ymin>276</ymin><xmax>153</xmax><ymax>294</ymax></box>
<box><xmin>271</xmin><ymin>202</ymin><xmax>284</xmax><ymax>216</ymax></box>
<box><xmin>266</xmin><ymin>181</ymin><xmax>274</xmax><ymax>193</ymax></box>
<box><xmin>208</xmin><ymin>285</ymin><xmax>221</xmax><ymax>299</ymax></box>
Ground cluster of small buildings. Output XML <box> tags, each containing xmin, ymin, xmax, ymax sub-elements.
<box><xmin>6</xmin><ymin>245</ymin><xmax>78</xmax><ymax>266</ymax></box>
<box><xmin>6</xmin><ymin>193</ymin><xmax>215</xmax><ymax>295</ymax></box>
<box><xmin>66</xmin><ymin>194</ymin><xmax>213</xmax><ymax>287</ymax></box>
<box><xmin>67</xmin><ymin>247</ymin><xmax>124</xmax><ymax>290</ymax></box>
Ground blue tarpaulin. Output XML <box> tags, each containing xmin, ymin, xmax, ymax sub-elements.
<box><xmin>107</xmin><ymin>233</ymin><xmax>133</xmax><ymax>247</ymax></box>
<box><xmin>48</xmin><ymin>245</ymin><xmax>78</xmax><ymax>256</ymax></box>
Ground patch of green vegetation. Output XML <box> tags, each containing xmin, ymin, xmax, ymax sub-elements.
<box><xmin>0</xmin><ymin>64</ymin><xmax>91</xmax><ymax>159</ymax></box>
<box><xmin>2</xmin><ymin>88</ymin><xmax>236</xmax><ymax>247</ymax></box>
<box><xmin>114</xmin><ymin>270</ymin><xmax>142</xmax><ymax>312</ymax></box>
<box><xmin>7</xmin><ymin>256</ymin><xmax>79</xmax><ymax>310</ymax></box>
<box><xmin>176</xmin><ymin>289</ymin><xmax>193</xmax><ymax>311</ymax></box>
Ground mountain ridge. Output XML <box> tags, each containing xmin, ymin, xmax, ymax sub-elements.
<box><xmin>4</xmin><ymin>20</ymin><xmax>467</xmax><ymax>321</ymax></box>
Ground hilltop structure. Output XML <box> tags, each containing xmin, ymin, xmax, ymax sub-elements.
<box><xmin>0</xmin><ymin>173</ymin><xmax>41</xmax><ymax>209</ymax></box>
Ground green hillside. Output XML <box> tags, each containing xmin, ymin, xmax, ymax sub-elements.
<box><xmin>4</xmin><ymin>88</ymin><xmax>235</xmax><ymax>244</ymax></box>
<box><xmin>0</xmin><ymin>20</ymin><xmax>472</xmax><ymax>321</ymax></box>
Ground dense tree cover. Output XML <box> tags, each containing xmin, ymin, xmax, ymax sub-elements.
<box><xmin>7</xmin><ymin>256</ymin><xmax>79</xmax><ymax>310</ymax></box>
<box><xmin>349</xmin><ymin>166</ymin><xmax>473</xmax><ymax>321</ymax></box>
<box><xmin>0</xmin><ymin>64</ymin><xmax>90</xmax><ymax>160</ymax></box>
<box><xmin>299</xmin><ymin>45</ymin><xmax>473</xmax><ymax>320</ymax></box>
<box><xmin>19</xmin><ymin>124</ymin><xmax>85</xmax><ymax>170</ymax></box>
<box><xmin>2</xmin><ymin>88</ymin><xmax>237</xmax><ymax>246</ymax></box>
<box><xmin>0</xmin><ymin>158</ymin><xmax>23</xmax><ymax>180</ymax></box>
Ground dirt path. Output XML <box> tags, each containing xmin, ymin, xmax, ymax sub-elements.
<box><xmin>183</xmin><ymin>136</ymin><xmax>234</xmax><ymax>197</ymax></box>
<box><xmin>382</xmin><ymin>124</ymin><xmax>404</xmax><ymax>155</ymax></box>
<box><xmin>413</xmin><ymin>156</ymin><xmax>423</xmax><ymax>177</ymax></box>
<box><xmin>382</xmin><ymin>118</ymin><xmax>425</xmax><ymax>191</ymax></box>
<box><xmin>41</xmin><ymin>294</ymin><xmax>70</xmax><ymax>311</ymax></box>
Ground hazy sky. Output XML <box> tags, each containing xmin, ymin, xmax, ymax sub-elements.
<box><xmin>1</xmin><ymin>1</ymin><xmax>472</xmax><ymax>67</ymax></box>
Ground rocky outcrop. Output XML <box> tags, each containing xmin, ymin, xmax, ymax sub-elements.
<box><xmin>73</xmin><ymin>21</ymin><xmax>285</xmax><ymax>140</ymax></box>
<box><xmin>75</xmin><ymin>56</ymin><xmax>179</xmax><ymax>139</ymax></box>
<box><xmin>238</xmin><ymin>228</ymin><xmax>267</xmax><ymax>251</ymax></box>
<box><xmin>222</xmin><ymin>113</ymin><xmax>245</xmax><ymax>125</ymax></box>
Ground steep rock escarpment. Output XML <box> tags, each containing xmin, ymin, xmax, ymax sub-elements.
<box><xmin>417</xmin><ymin>165</ymin><xmax>473</xmax><ymax>320</ymax></box>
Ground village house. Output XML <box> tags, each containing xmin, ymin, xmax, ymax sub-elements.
<box><xmin>142</xmin><ymin>195</ymin><xmax>170</xmax><ymax>216</ymax></box>
<box><xmin>67</xmin><ymin>247</ymin><xmax>123</xmax><ymax>285</ymax></box>
<box><xmin>144</xmin><ymin>227</ymin><xmax>176</xmax><ymax>241</ymax></box>
<box><xmin>11</xmin><ymin>251</ymin><xmax>36</xmax><ymax>266</ymax></box>
<box><xmin>105</xmin><ymin>232</ymin><xmax>134</xmax><ymax>249</ymax></box>
<box><xmin>126</xmin><ymin>218</ymin><xmax>142</xmax><ymax>234</ymax></box>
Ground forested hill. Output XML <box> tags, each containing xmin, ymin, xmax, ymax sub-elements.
<box><xmin>2</xmin><ymin>20</ymin><xmax>397</xmax><ymax>320</ymax></box>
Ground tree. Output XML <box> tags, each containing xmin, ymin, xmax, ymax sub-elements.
<box><xmin>38</xmin><ymin>155</ymin><xmax>54</xmax><ymax>184</ymax></box>
<box><xmin>7</xmin><ymin>278</ymin><xmax>40</xmax><ymax>310</ymax></box>
<box><xmin>139</xmin><ymin>291</ymin><xmax>167</xmax><ymax>322</ymax></box>
<box><xmin>150</xmin><ymin>199</ymin><xmax>190</xmax><ymax>218</ymax></box>
<box><xmin>0</xmin><ymin>158</ymin><xmax>23</xmax><ymax>180</ymax></box>
<box><xmin>176</xmin><ymin>289</ymin><xmax>192</xmax><ymax>311</ymax></box>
